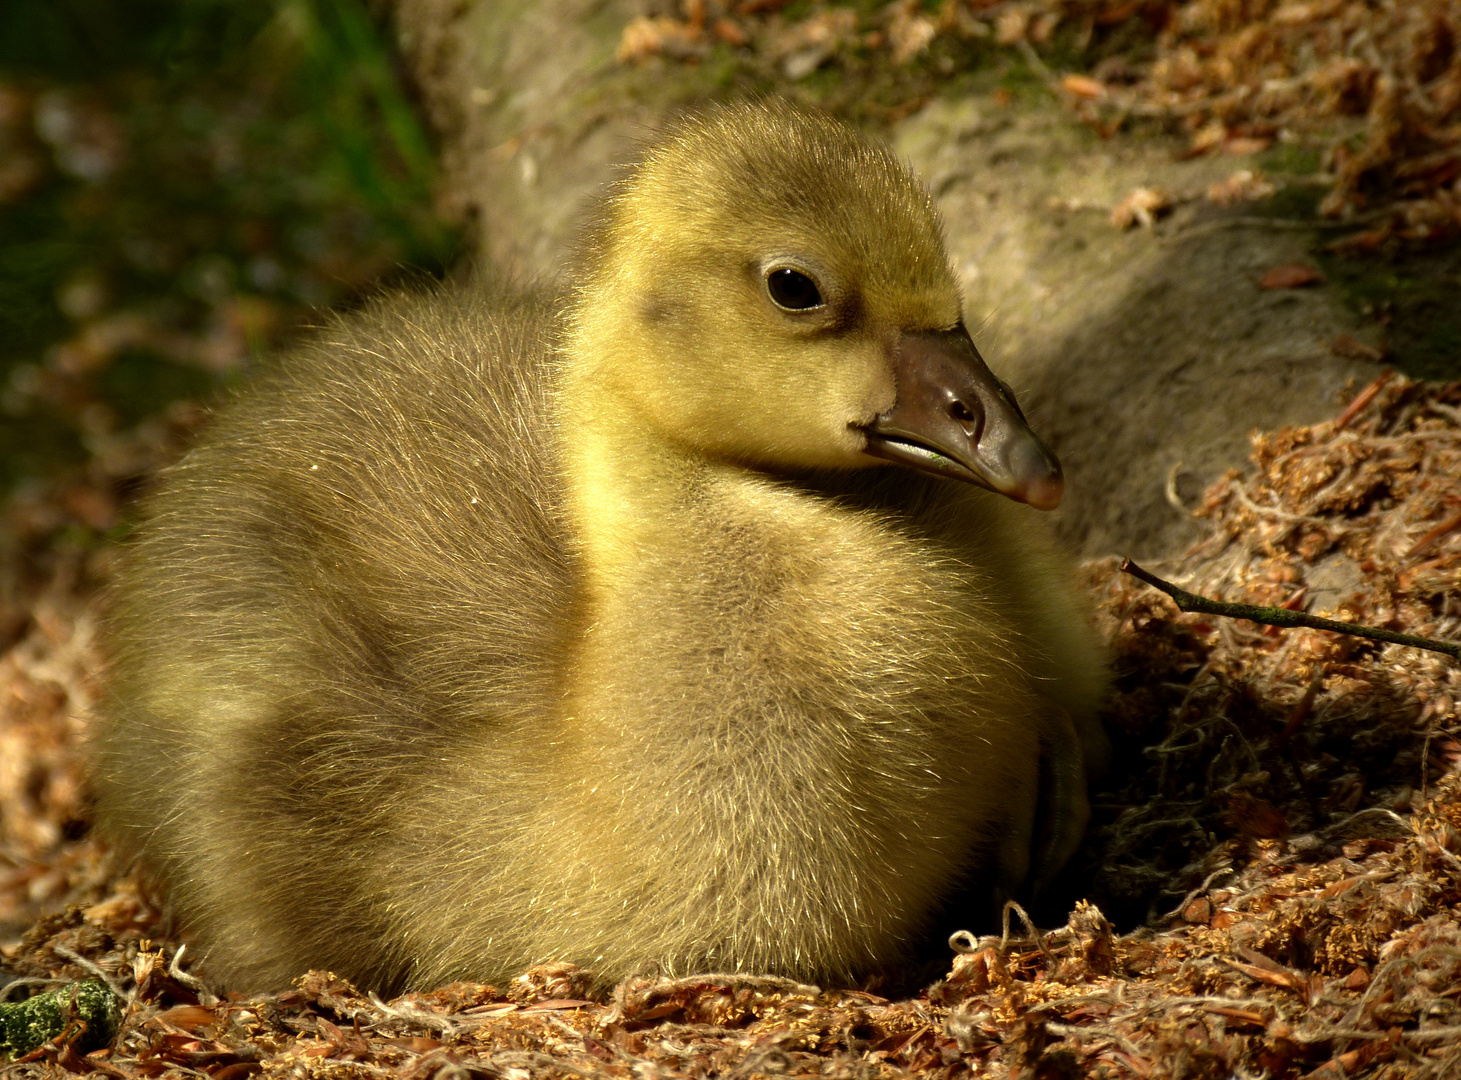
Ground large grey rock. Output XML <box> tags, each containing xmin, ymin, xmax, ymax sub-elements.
<box><xmin>396</xmin><ymin>0</ymin><xmax>657</xmax><ymax>276</ymax></box>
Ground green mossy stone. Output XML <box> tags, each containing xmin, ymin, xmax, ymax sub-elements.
<box><xmin>0</xmin><ymin>980</ymin><xmax>122</xmax><ymax>1061</ymax></box>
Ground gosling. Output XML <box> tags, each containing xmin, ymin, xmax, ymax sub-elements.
<box><xmin>93</xmin><ymin>100</ymin><xmax>1108</xmax><ymax>994</ymax></box>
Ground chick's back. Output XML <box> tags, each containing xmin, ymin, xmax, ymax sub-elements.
<box><xmin>96</xmin><ymin>282</ymin><xmax>572</xmax><ymax>992</ymax></box>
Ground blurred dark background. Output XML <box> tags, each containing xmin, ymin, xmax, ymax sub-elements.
<box><xmin>0</xmin><ymin>0</ymin><xmax>458</xmax><ymax>504</ymax></box>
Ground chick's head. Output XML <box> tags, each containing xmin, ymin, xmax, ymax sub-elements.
<box><xmin>569</xmin><ymin>100</ymin><xmax>961</xmax><ymax>473</ymax></box>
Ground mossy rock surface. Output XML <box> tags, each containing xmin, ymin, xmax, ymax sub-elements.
<box><xmin>0</xmin><ymin>979</ymin><xmax>122</xmax><ymax>1061</ymax></box>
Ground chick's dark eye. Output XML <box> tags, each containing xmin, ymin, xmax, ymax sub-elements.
<box><xmin>767</xmin><ymin>268</ymin><xmax>823</xmax><ymax>310</ymax></box>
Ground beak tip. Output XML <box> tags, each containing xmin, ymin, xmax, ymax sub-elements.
<box><xmin>1021</xmin><ymin>474</ymin><xmax>1064</xmax><ymax>511</ymax></box>
<box><xmin>1007</xmin><ymin>440</ymin><xmax>1064</xmax><ymax>511</ymax></box>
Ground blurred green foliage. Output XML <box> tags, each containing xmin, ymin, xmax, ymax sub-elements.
<box><xmin>0</xmin><ymin>0</ymin><xmax>459</xmax><ymax>497</ymax></box>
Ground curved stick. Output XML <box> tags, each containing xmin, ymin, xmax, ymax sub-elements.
<box><xmin>1119</xmin><ymin>558</ymin><xmax>1460</xmax><ymax>661</ymax></box>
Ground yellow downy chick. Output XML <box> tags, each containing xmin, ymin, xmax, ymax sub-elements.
<box><xmin>93</xmin><ymin>100</ymin><xmax>1108</xmax><ymax>994</ymax></box>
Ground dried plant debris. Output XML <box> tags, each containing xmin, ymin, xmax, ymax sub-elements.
<box><xmin>617</xmin><ymin>2</ymin><xmax>1461</xmax><ymax>249</ymax></box>
<box><xmin>1075</xmin><ymin>373</ymin><xmax>1461</xmax><ymax>924</ymax></box>
<box><xmin>0</xmin><ymin>404</ymin><xmax>202</xmax><ymax>940</ymax></box>
<box><xmin>2</xmin><ymin>377</ymin><xmax>1461</xmax><ymax>1077</ymax></box>
<box><xmin>1125</xmin><ymin>0</ymin><xmax>1461</xmax><ymax>249</ymax></box>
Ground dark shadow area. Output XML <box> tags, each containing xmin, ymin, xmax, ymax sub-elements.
<box><xmin>1040</xmin><ymin>611</ymin><xmax>1433</xmax><ymax>934</ymax></box>
<box><xmin>1320</xmin><ymin>244</ymin><xmax>1461</xmax><ymax>384</ymax></box>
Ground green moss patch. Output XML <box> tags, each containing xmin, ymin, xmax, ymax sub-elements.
<box><xmin>0</xmin><ymin>980</ymin><xmax>121</xmax><ymax>1061</ymax></box>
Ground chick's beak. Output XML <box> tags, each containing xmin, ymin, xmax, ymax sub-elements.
<box><xmin>862</xmin><ymin>325</ymin><xmax>1064</xmax><ymax>510</ymax></box>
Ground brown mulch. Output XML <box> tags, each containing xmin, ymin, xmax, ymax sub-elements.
<box><xmin>2</xmin><ymin>373</ymin><xmax>1460</xmax><ymax>1077</ymax></box>
<box><xmin>618</xmin><ymin>1</ymin><xmax>1461</xmax><ymax>249</ymax></box>
<box><xmin>0</xmin><ymin>403</ymin><xmax>202</xmax><ymax>944</ymax></box>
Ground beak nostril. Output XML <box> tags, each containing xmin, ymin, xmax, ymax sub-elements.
<box><xmin>949</xmin><ymin>398</ymin><xmax>980</xmax><ymax>439</ymax></box>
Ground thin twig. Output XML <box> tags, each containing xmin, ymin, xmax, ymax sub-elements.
<box><xmin>1408</xmin><ymin>508</ymin><xmax>1461</xmax><ymax>558</ymax></box>
<box><xmin>168</xmin><ymin>944</ymin><xmax>218</xmax><ymax>1007</ymax></box>
<box><xmin>1120</xmin><ymin>558</ymin><xmax>1460</xmax><ymax>660</ymax></box>
<box><xmin>50</xmin><ymin>944</ymin><xmax>126</xmax><ymax>1001</ymax></box>
<box><xmin>1334</xmin><ymin>368</ymin><xmax>1394</xmax><ymax>429</ymax></box>
<box><xmin>0</xmin><ymin>976</ymin><xmax>66</xmax><ymax>1001</ymax></box>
